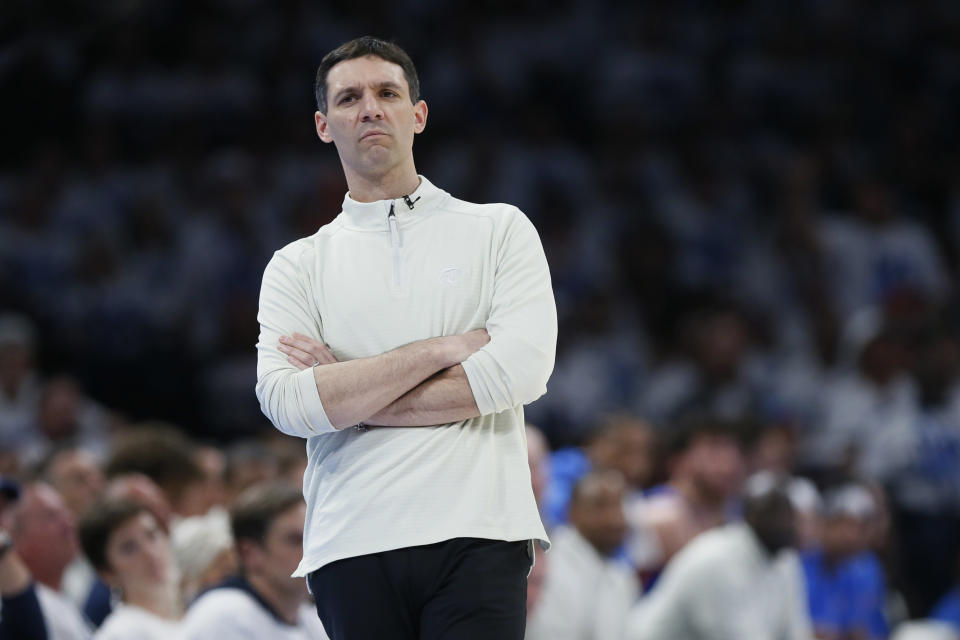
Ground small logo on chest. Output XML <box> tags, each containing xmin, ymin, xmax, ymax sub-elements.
<box><xmin>440</xmin><ymin>267</ymin><xmax>462</xmax><ymax>284</ymax></box>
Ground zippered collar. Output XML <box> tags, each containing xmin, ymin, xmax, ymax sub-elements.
<box><xmin>339</xmin><ymin>175</ymin><xmax>446</xmax><ymax>231</ymax></box>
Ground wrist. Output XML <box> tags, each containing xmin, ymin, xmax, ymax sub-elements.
<box><xmin>430</xmin><ymin>336</ymin><xmax>461</xmax><ymax>370</ymax></box>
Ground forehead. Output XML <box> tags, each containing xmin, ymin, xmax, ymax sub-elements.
<box><xmin>577</xmin><ymin>477</ymin><xmax>626</xmax><ymax>504</ymax></box>
<box><xmin>26</xmin><ymin>484</ymin><xmax>63</xmax><ymax>510</ymax></box>
<box><xmin>326</xmin><ymin>55</ymin><xmax>409</xmax><ymax>95</ymax></box>
<box><xmin>266</xmin><ymin>502</ymin><xmax>305</xmax><ymax>535</ymax></box>
<box><xmin>109</xmin><ymin>512</ymin><xmax>157</xmax><ymax>543</ymax></box>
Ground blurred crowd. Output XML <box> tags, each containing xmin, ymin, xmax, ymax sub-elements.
<box><xmin>3</xmin><ymin>0</ymin><xmax>960</xmax><ymax>638</ymax></box>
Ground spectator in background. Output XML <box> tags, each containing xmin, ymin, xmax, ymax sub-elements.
<box><xmin>633</xmin><ymin>416</ymin><xmax>745</xmax><ymax>580</ymax></box>
<box><xmin>544</xmin><ymin>414</ymin><xmax>653</xmax><ymax>528</ymax></box>
<box><xmin>637</xmin><ymin>305</ymin><xmax>763</xmax><ymax>424</ymax></box>
<box><xmin>750</xmin><ymin>423</ymin><xmax>803</xmax><ymax>477</ymax></box>
<box><xmin>84</xmin><ymin>473</ymin><xmax>175</xmax><ymax>627</ymax></box>
<box><xmin>819</xmin><ymin>176</ymin><xmax>949</xmax><ymax>321</ymax></box>
<box><xmin>0</xmin><ymin>314</ymin><xmax>40</xmax><ymax>452</ymax></box>
<box><xmin>38</xmin><ymin>446</ymin><xmax>105</xmax><ymax>521</ymax></box>
<box><xmin>223</xmin><ymin>440</ymin><xmax>280</xmax><ymax>502</ymax></box>
<box><xmin>181</xmin><ymin>483</ymin><xmax>327</xmax><ymax>639</ymax></box>
<box><xmin>78</xmin><ymin>499</ymin><xmax>181</xmax><ymax>639</ymax></box>
<box><xmin>105</xmin><ymin>425</ymin><xmax>212</xmax><ymax>518</ymax></box>
<box><xmin>803</xmin><ymin>311</ymin><xmax>917</xmax><ymax>484</ymax></box>
<box><xmin>888</xmin><ymin>312</ymin><xmax>960</xmax><ymax>617</ymax></box>
<box><xmin>527</xmin><ymin>469</ymin><xmax>639</xmax><ymax>640</ymax></box>
<box><xmin>100</xmin><ymin>474</ymin><xmax>173</xmax><ymax>534</ymax></box>
<box><xmin>802</xmin><ymin>484</ymin><xmax>889</xmax><ymax>639</ymax></box>
<box><xmin>1</xmin><ymin>477</ymin><xmax>47</xmax><ymax>640</ymax></box>
<box><xmin>20</xmin><ymin>377</ymin><xmax>112</xmax><ymax>467</ymax></box>
<box><xmin>170</xmin><ymin>509</ymin><xmax>237</xmax><ymax>604</ymax></box>
<box><xmin>192</xmin><ymin>444</ymin><xmax>228</xmax><ymax>513</ymax></box>
<box><xmin>2</xmin><ymin>483</ymin><xmax>92</xmax><ymax>639</ymax></box>
<box><xmin>265</xmin><ymin>435</ymin><xmax>309</xmax><ymax>492</ymax></box>
<box><xmin>37</xmin><ymin>445</ymin><xmax>107</xmax><ymax>611</ymax></box>
<box><xmin>627</xmin><ymin>473</ymin><xmax>813</xmax><ymax>640</ymax></box>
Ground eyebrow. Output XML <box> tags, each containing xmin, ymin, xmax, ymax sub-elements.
<box><xmin>332</xmin><ymin>81</ymin><xmax>404</xmax><ymax>103</ymax></box>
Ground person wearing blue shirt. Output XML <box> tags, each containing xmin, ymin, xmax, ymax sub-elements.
<box><xmin>802</xmin><ymin>485</ymin><xmax>889</xmax><ymax>639</ymax></box>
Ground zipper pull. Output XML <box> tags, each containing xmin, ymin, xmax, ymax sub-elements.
<box><xmin>387</xmin><ymin>202</ymin><xmax>402</xmax><ymax>288</ymax></box>
<box><xmin>387</xmin><ymin>203</ymin><xmax>400</xmax><ymax>248</ymax></box>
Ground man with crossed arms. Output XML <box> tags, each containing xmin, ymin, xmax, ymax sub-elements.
<box><xmin>255</xmin><ymin>36</ymin><xmax>556</xmax><ymax>640</ymax></box>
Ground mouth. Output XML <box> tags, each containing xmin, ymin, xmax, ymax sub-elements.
<box><xmin>360</xmin><ymin>130</ymin><xmax>388</xmax><ymax>141</ymax></box>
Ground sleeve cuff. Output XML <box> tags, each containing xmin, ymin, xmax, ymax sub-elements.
<box><xmin>461</xmin><ymin>351</ymin><xmax>506</xmax><ymax>416</ymax></box>
<box><xmin>294</xmin><ymin>366</ymin><xmax>336</xmax><ymax>433</ymax></box>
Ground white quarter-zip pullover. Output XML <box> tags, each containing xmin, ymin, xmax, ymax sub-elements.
<box><xmin>255</xmin><ymin>176</ymin><xmax>556</xmax><ymax>576</ymax></box>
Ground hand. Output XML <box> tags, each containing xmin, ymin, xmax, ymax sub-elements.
<box><xmin>446</xmin><ymin>329</ymin><xmax>490</xmax><ymax>364</ymax></box>
<box><xmin>278</xmin><ymin>333</ymin><xmax>339</xmax><ymax>370</ymax></box>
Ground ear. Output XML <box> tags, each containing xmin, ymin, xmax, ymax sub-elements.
<box><xmin>413</xmin><ymin>100</ymin><xmax>428</xmax><ymax>135</ymax></box>
<box><xmin>315</xmin><ymin>111</ymin><xmax>334</xmax><ymax>144</ymax></box>
<box><xmin>236</xmin><ymin>538</ymin><xmax>263</xmax><ymax>572</ymax></box>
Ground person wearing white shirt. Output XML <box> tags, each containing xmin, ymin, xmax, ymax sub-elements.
<box><xmin>255</xmin><ymin>35</ymin><xmax>555</xmax><ymax>639</ymax></box>
<box><xmin>4</xmin><ymin>483</ymin><xmax>92</xmax><ymax>640</ymax></box>
<box><xmin>626</xmin><ymin>475</ymin><xmax>813</xmax><ymax>640</ymax></box>
<box><xmin>78</xmin><ymin>498</ymin><xmax>182</xmax><ymax>640</ymax></box>
<box><xmin>181</xmin><ymin>483</ymin><xmax>328</xmax><ymax>640</ymax></box>
<box><xmin>527</xmin><ymin>469</ymin><xmax>639</xmax><ymax>640</ymax></box>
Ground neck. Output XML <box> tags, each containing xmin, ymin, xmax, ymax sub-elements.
<box><xmin>247</xmin><ymin>573</ymin><xmax>300</xmax><ymax>625</ymax></box>
<box><xmin>343</xmin><ymin>158</ymin><xmax>420</xmax><ymax>203</ymax></box>
<box><xmin>33</xmin><ymin>567</ymin><xmax>64</xmax><ymax>592</ymax></box>
<box><xmin>124</xmin><ymin>584</ymin><xmax>181</xmax><ymax>620</ymax></box>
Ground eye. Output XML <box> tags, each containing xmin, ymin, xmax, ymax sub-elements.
<box><xmin>339</xmin><ymin>95</ymin><xmax>357</xmax><ymax>105</ymax></box>
<box><xmin>381</xmin><ymin>90</ymin><xmax>398</xmax><ymax>98</ymax></box>
<box><xmin>119</xmin><ymin>539</ymin><xmax>139</xmax><ymax>555</ymax></box>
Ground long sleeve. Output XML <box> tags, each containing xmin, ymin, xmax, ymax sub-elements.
<box><xmin>255</xmin><ymin>246</ymin><xmax>335</xmax><ymax>437</ymax></box>
<box><xmin>461</xmin><ymin>208</ymin><xmax>557</xmax><ymax>415</ymax></box>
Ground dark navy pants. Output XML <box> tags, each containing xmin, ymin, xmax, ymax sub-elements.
<box><xmin>307</xmin><ymin>537</ymin><xmax>531</xmax><ymax>640</ymax></box>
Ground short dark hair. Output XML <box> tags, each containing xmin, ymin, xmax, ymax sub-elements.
<box><xmin>314</xmin><ymin>36</ymin><xmax>420</xmax><ymax>114</ymax></box>
<box><xmin>79</xmin><ymin>498</ymin><xmax>149</xmax><ymax>572</ymax></box>
<box><xmin>230</xmin><ymin>482</ymin><xmax>303</xmax><ymax>546</ymax></box>
<box><xmin>105</xmin><ymin>424</ymin><xmax>204</xmax><ymax>505</ymax></box>
<box><xmin>663</xmin><ymin>413</ymin><xmax>748</xmax><ymax>459</ymax></box>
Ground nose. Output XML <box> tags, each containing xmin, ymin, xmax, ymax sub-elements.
<box><xmin>359</xmin><ymin>92</ymin><xmax>384</xmax><ymax>121</ymax></box>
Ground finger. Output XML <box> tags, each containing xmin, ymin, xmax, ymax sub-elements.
<box><xmin>284</xmin><ymin>333</ymin><xmax>339</xmax><ymax>364</ymax></box>
<box><xmin>287</xmin><ymin>334</ymin><xmax>325</xmax><ymax>357</ymax></box>
<box><xmin>287</xmin><ymin>355</ymin><xmax>309</xmax><ymax>370</ymax></box>
<box><xmin>278</xmin><ymin>343</ymin><xmax>317</xmax><ymax>367</ymax></box>
<box><xmin>289</xmin><ymin>334</ymin><xmax>338</xmax><ymax>364</ymax></box>
<box><xmin>288</xmin><ymin>345</ymin><xmax>320</xmax><ymax>366</ymax></box>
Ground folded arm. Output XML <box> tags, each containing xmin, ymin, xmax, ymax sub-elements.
<box><xmin>276</xmin><ymin>208</ymin><xmax>555</xmax><ymax>428</ymax></box>
<box><xmin>255</xmin><ymin>249</ymin><xmax>488</xmax><ymax>434</ymax></box>
<box><xmin>364</xmin><ymin>365</ymin><xmax>479</xmax><ymax>427</ymax></box>
<box><xmin>460</xmin><ymin>208</ymin><xmax>557</xmax><ymax>415</ymax></box>
<box><xmin>281</xmin><ymin>337</ymin><xmax>480</xmax><ymax>427</ymax></box>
